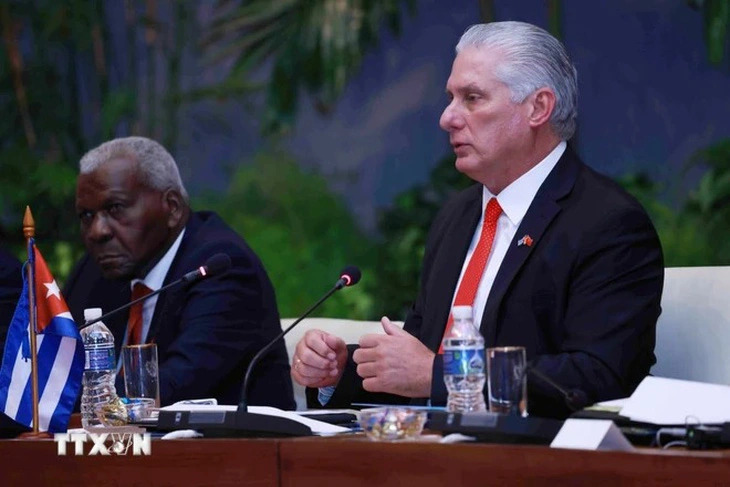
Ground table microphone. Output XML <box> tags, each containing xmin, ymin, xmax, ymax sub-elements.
<box><xmin>239</xmin><ymin>265</ymin><xmax>361</xmax><ymax>410</ymax></box>
<box><xmin>156</xmin><ymin>265</ymin><xmax>362</xmax><ymax>437</ymax></box>
<box><xmin>525</xmin><ymin>363</ymin><xmax>590</xmax><ymax>412</ymax></box>
<box><xmin>79</xmin><ymin>253</ymin><xmax>232</xmax><ymax>330</ymax></box>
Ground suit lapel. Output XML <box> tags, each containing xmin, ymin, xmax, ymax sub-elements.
<box><xmin>422</xmin><ymin>185</ymin><xmax>483</xmax><ymax>351</ymax></box>
<box><xmin>146</xmin><ymin>213</ymin><xmax>201</xmax><ymax>344</ymax></box>
<box><xmin>479</xmin><ymin>147</ymin><xmax>581</xmax><ymax>345</ymax></box>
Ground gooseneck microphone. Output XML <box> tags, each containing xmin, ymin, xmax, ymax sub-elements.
<box><xmin>79</xmin><ymin>253</ymin><xmax>232</xmax><ymax>330</ymax></box>
<box><xmin>157</xmin><ymin>265</ymin><xmax>361</xmax><ymax>438</ymax></box>
<box><xmin>239</xmin><ymin>265</ymin><xmax>361</xmax><ymax>411</ymax></box>
<box><xmin>525</xmin><ymin>363</ymin><xmax>590</xmax><ymax>412</ymax></box>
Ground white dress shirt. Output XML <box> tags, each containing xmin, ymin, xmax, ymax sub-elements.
<box><xmin>452</xmin><ymin>141</ymin><xmax>566</xmax><ymax>327</ymax></box>
<box><xmin>116</xmin><ymin>229</ymin><xmax>185</xmax><ymax>371</ymax></box>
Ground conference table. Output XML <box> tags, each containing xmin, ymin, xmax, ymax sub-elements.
<box><xmin>1</xmin><ymin>433</ymin><xmax>729</xmax><ymax>486</ymax></box>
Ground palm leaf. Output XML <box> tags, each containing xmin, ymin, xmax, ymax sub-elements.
<box><xmin>199</xmin><ymin>0</ymin><xmax>416</xmax><ymax>134</ymax></box>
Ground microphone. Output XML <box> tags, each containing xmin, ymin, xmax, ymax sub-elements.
<box><xmin>525</xmin><ymin>364</ymin><xmax>590</xmax><ymax>412</ymax></box>
<box><xmin>334</xmin><ymin>265</ymin><xmax>361</xmax><ymax>289</ymax></box>
<box><xmin>181</xmin><ymin>253</ymin><xmax>231</xmax><ymax>283</ymax></box>
<box><xmin>80</xmin><ymin>253</ymin><xmax>232</xmax><ymax>330</ymax></box>
<box><xmin>239</xmin><ymin>265</ymin><xmax>361</xmax><ymax>410</ymax></box>
<box><xmin>156</xmin><ymin>265</ymin><xmax>362</xmax><ymax>437</ymax></box>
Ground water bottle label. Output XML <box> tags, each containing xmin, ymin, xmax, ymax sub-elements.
<box><xmin>443</xmin><ymin>348</ymin><xmax>485</xmax><ymax>375</ymax></box>
<box><xmin>84</xmin><ymin>347</ymin><xmax>115</xmax><ymax>371</ymax></box>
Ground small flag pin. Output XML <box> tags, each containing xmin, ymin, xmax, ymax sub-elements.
<box><xmin>517</xmin><ymin>234</ymin><xmax>533</xmax><ymax>247</ymax></box>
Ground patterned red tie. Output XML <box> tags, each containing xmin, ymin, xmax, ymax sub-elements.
<box><xmin>127</xmin><ymin>282</ymin><xmax>153</xmax><ymax>346</ymax></box>
<box><xmin>439</xmin><ymin>197</ymin><xmax>502</xmax><ymax>353</ymax></box>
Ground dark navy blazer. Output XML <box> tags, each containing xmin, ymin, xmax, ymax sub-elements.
<box><xmin>64</xmin><ymin>211</ymin><xmax>295</xmax><ymax>409</ymax></box>
<box><xmin>318</xmin><ymin>147</ymin><xmax>664</xmax><ymax>418</ymax></box>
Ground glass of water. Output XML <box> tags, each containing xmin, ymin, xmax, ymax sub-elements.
<box><xmin>122</xmin><ymin>343</ymin><xmax>160</xmax><ymax>415</ymax></box>
<box><xmin>487</xmin><ymin>346</ymin><xmax>528</xmax><ymax>417</ymax></box>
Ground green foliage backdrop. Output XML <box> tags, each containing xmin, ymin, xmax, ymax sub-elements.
<box><xmin>1</xmin><ymin>0</ymin><xmax>729</xmax><ymax>323</ymax></box>
<box><xmin>198</xmin><ymin>152</ymin><xmax>376</xmax><ymax>319</ymax></box>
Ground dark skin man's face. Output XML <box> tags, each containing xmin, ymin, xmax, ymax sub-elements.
<box><xmin>75</xmin><ymin>157</ymin><xmax>182</xmax><ymax>280</ymax></box>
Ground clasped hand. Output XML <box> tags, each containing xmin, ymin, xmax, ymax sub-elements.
<box><xmin>291</xmin><ymin>317</ymin><xmax>434</xmax><ymax>398</ymax></box>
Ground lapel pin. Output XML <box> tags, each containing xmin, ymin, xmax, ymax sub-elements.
<box><xmin>517</xmin><ymin>234</ymin><xmax>533</xmax><ymax>247</ymax></box>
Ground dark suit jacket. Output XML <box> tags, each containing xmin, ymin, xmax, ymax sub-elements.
<box><xmin>0</xmin><ymin>247</ymin><xmax>22</xmax><ymax>353</ymax></box>
<box><xmin>317</xmin><ymin>147</ymin><xmax>664</xmax><ymax>418</ymax></box>
<box><xmin>64</xmin><ymin>211</ymin><xmax>295</xmax><ymax>409</ymax></box>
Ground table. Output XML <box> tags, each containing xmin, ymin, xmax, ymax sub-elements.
<box><xmin>280</xmin><ymin>437</ymin><xmax>730</xmax><ymax>486</ymax></box>
<box><xmin>0</xmin><ymin>437</ymin><xmax>278</xmax><ymax>486</ymax></box>
<box><xmin>1</xmin><ymin>435</ymin><xmax>728</xmax><ymax>486</ymax></box>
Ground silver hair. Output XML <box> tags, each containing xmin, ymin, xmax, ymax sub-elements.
<box><xmin>79</xmin><ymin>136</ymin><xmax>189</xmax><ymax>201</ymax></box>
<box><xmin>455</xmin><ymin>21</ymin><xmax>578</xmax><ymax>140</ymax></box>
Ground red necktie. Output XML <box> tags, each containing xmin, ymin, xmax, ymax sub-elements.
<box><xmin>439</xmin><ymin>197</ymin><xmax>502</xmax><ymax>353</ymax></box>
<box><xmin>127</xmin><ymin>282</ymin><xmax>153</xmax><ymax>346</ymax></box>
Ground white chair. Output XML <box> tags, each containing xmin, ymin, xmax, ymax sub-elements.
<box><xmin>652</xmin><ymin>266</ymin><xmax>730</xmax><ymax>385</ymax></box>
<box><xmin>281</xmin><ymin>317</ymin><xmax>403</xmax><ymax>410</ymax></box>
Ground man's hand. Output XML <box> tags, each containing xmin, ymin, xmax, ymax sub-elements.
<box><xmin>352</xmin><ymin>317</ymin><xmax>435</xmax><ymax>398</ymax></box>
<box><xmin>291</xmin><ymin>329</ymin><xmax>348</xmax><ymax>388</ymax></box>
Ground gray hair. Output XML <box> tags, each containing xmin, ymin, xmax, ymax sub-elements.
<box><xmin>456</xmin><ymin>21</ymin><xmax>578</xmax><ymax>140</ymax></box>
<box><xmin>79</xmin><ymin>136</ymin><xmax>189</xmax><ymax>201</ymax></box>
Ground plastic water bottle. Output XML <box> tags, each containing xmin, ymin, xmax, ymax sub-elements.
<box><xmin>80</xmin><ymin>308</ymin><xmax>121</xmax><ymax>428</ymax></box>
<box><xmin>442</xmin><ymin>305</ymin><xmax>487</xmax><ymax>413</ymax></box>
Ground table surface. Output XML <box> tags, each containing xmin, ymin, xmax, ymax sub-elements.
<box><xmin>1</xmin><ymin>433</ymin><xmax>729</xmax><ymax>486</ymax></box>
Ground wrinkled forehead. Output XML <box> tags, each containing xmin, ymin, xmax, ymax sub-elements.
<box><xmin>446</xmin><ymin>46</ymin><xmax>508</xmax><ymax>91</ymax></box>
<box><xmin>75</xmin><ymin>157</ymin><xmax>144</xmax><ymax>206</ymax></box>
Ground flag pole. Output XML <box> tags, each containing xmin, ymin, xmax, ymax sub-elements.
<box><xmin>23</xmin><ymin>206</ymin><xmax>40</xmax><ymax>434</ymax></box>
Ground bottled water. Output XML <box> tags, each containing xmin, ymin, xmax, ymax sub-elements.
<box><xmin>80</xmin><ymin>308</ymin><xmax>121</xmax><ymax>428</ymax></box>
<box><xmin>442</xmin><ymin>305</ymin><xmax>486</xmax><ymax>413</ymax></box>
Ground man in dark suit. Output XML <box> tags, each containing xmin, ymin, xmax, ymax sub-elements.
<box><xmin>0</xmin><ymin>247</ymin><xmax>22</xmax><ymax>353</ymax></box>
<box><xmin>291</xmin><ymin>21</ymin><xmax>663</xmax><ymax>418</ymax></box>
<box><xmin>64</xmin><ymin>136</ymin><xmax>295</xmax><ymax>409</ymax></box>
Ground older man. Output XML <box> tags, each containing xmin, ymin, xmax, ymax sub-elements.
<box><xmin>292</xmin><ymin>21</ymin><xmax>663</xmax><ymax>418</ymax></box>
<box><xmin>64</xmin><ymin>136</ymin><xmax>295</xmax><ymax>409</ymax></box>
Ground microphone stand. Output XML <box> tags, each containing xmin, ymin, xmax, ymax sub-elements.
<box><xmin>157</xmin><ymin>278</ymin><xmax>351</xmax><ymax>437</ymax></box>
<box><xmin>79</xmin><ymin>255</ymin><xmax>229</xmax><ymax>330</ymax></box>
<box><xmin>526</xmin><ymin>365</ymin><xmax>589</xmax><ymax>412</ymax></box>
<box><xmin>80</xmin><ymin>279</ymin><xmax>179</xmax><ymax>330</ymax></box>
<box><xmin>239</xmin><ymin>283</ymin><xmax>342</xmax><ymax>410</ymax></box>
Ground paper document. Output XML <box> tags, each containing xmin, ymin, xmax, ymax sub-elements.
<box><xmin>159</xmin><ymin>404</ymin><xmax>350</xmax><ymax>434</ymax></box>
<box><xmin>620</xmin><ymin>376</ymin><xmax>730</xmax><ymax>425</ymax></box>
<box><xmin>594</xmin><ymin>397</ymin><xmax>628</xmax><ymax>409</ymax></box>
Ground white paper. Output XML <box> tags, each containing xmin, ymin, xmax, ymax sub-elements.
<box><xmin>550</xmin><ymin>419</ymin><xmax>634</xmax><ymax>451</ymax></box>
<box><xmin>159</xmin><ymin>404</ymin><xmax>349</xmax><ymax>435</ymax></box>
<box><xmin>595</xmin><ymin>397</ymin><xmax>628</xmax><ymax>409</ymax></box>
<box><xmin>619</xmin><ymin>376</ymin><xmax>730</xmax><ymax>425</ymax></box>
<box><xmin>300</xmin><ymin>408</ymin><xmax>360</xmax><ymax>416</ymax></box>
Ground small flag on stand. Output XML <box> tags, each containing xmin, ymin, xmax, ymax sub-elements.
<box><xmin>0</xmin><ymin>239</ymin><xmax>84</xmax><ymax>433</ymax></box>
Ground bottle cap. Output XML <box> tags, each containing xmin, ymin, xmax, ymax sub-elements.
<box><xmin>451</xmin><ymin>305</ymin><xmax>473</xmax><ymax>320</ymax></box>
<box><xmin>83</xmin><ymin>308</ymin><xmax>103</xmax><ymax>321</ymax></box>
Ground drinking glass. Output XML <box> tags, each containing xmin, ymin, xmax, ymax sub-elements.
<box><xmin>122</xmin><ymin>343</ymin><xmax>160</xmax><ymax>410</ymax></box>
<box><xmin>487</xmin><ymin>346</ymin><xmax>528</xmax><ymax>417</ymax></box>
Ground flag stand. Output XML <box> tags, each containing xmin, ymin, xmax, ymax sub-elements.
<box><xmin>17</xmin><ymin>207</ymin><xmax>49</xmax><ymax>439</ymax></box>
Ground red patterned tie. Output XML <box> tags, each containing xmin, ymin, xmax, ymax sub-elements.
<box><xmin>439</xmin><ymin>197</ymin><xmax>502</xmax><ymax>353</ymax></box>
<box><xmin>127</xmin><ymin>282</ymin><xmax>153</xmax><ymax>345</ymax></box>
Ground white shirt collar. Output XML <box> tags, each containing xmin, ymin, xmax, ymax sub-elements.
<box><xmin>131</xmin><ymin>229</ymin><xmax>185</xmax><ymax>292</ymax></box>
<box><xmin>483</xmin><ymin>141</ymin><xmax>566</xmax><ymax>226</ymax></box>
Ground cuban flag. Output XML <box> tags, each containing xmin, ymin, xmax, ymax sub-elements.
<box><xmin>0</xmin><ymin>240</ymin><xmax>84</xmax><ymax>433</ymax></box>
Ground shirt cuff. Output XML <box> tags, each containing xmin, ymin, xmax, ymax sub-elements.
<box><xmin>318</xmin><ymin>385</ymin><xmax>336</xmax><ymax>406</ymax></box>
